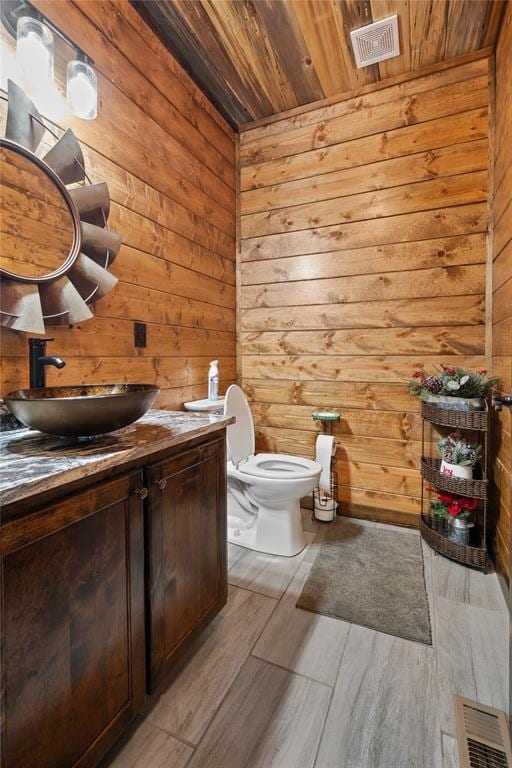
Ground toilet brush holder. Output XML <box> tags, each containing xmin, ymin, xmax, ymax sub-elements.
<box><xmin>312</xmin><ymin>411</ymin><xmax>340</xmax><ymax>522</ymax></box>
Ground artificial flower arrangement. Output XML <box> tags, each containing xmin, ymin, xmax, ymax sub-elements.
<box><xmin>408</xmin><ymin>365</ymin><xmax>498</xmax><ymax>411</ymax></box>
<box><xmin>427</xmin><ymin>486</ymin><xmax>478</xmax><ymax>543</ymax></box>
<box><xmin>438</xmin><ymin>431</ymin><xmax>481</xmax><ymax>480</ymax></box>
<box><xmin>428</xmin><ymin>487</ymin><xmax>479</xmax><ymax>520</ymax></box>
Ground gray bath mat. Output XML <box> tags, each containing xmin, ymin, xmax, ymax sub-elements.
<box><xmin>297</xmin><ymin>519</ymin><xmax>432</xmax><ymax>645</ymax></box>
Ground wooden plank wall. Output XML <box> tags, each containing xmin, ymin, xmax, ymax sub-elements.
<box><xmin>239</xmin><ymin>57</ymin><xmax>490</xmax><ymax>527</ymax></box>
<box><xmin>491</xmin><ymin>5</ymin><xmax>512</xmax><ymax>586</ymax></box>
<box><xmin>0</xmin><ymin>0</ymin><xmax>236</xmax><ymax>408</ymax></box>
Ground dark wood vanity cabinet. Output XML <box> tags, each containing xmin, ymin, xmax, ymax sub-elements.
<box><xmin>0</xmin><ymin>471</ymin><xmax>146</xmax><ymax>768</ymax></box>
<box><xmin>145</xmin><ymin>435</ymin><xmax>227</xmax><ymax>692</ymax></box>
<box><xmin>0</xmin><ymin>430</ymin><xmax>228</xmax><ymax>768</ymax></box>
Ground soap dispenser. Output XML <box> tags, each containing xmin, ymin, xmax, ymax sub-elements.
<box><xmin>208</xmin><ymin>360</ymin><xmax>219</xmax><ymax>401</ymax></box>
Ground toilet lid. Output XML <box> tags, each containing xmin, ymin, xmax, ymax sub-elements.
<box><xmin>224</xmin><ymin>384</ymin><xmax>255</xmax><ymax>464</ymax></box>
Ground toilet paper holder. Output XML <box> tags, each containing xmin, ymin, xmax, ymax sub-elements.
<box><xmin>312</xmin><ymin>411</ymin><xmax>340</xmax><ymax>521</ymax></box>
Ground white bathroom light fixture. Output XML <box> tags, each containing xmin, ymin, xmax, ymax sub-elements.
<box><xmin>67</xmin><ymin>59</ymin><xmax>97</xmax><ymax>120</ymax></box>
<box><xmin>16</xmin><ymin>16</ymin><xmax>53</xmax><ymax>86</ymax></box>
<box><xmin>350</xmin><ymin>15</ymin><xmax>400</xmax><ymax>68</ymax></box>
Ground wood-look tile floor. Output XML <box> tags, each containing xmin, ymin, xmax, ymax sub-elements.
<box><xmin>106</xmin><ymin>513</ymin><xmax>508</xmax><ymax>768</ymax></box>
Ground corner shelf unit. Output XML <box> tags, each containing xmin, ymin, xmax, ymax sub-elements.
<box><xmin>419</xmin><ymin>400</ymin><xmax>488</xmax><ymax>571</ymax></box>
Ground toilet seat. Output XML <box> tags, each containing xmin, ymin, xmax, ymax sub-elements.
<box><xmin>239</xmin><ymin>453</ymin><xmax>320</xmax><ymax>481</ymax></box>
<box><xmin>224</xmin><ymin>386</ymin><xmax>320</xmax><ymax>482</ymax></box>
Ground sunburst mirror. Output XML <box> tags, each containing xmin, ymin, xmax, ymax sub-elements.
<box><xmin>0</xmin><ymin>79</ymin><xmax>122</xmax><ymax>333</ymax></box>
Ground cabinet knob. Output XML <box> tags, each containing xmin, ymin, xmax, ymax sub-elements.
<box><xmin>156</xmin><ymin>478</ymin><xmax>167</xmax><ymax>491</ymax></box>
<box><xmin>134</xmin><ymin>487</ymin><xmax>148</xmax><ymax>500</ymax></box>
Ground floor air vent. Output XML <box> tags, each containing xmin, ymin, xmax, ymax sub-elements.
<box><xmin>454</xmin><ymin>695</ymin><xmax>512</xmax><ymax>768</ymax></box>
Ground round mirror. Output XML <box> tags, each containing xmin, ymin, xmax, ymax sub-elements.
<box><xmin>0</xmin><ymin>141</ymin><xmax>81</xmax><ymax>281</ymax></box>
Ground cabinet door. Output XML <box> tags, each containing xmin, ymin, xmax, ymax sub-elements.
<box><xmin>146</xmin><ymin>436</ymin><xmax>227</xmax><ymax>691</ymax></box>
<box><xmin>1</xmin><ymin>472</ymin><xmax>146</xmax><ymax>768</ymax></box>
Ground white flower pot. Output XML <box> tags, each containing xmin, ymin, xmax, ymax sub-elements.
<box><xmin>440</xmin><ymin>460</ymin><xmax>473</xmax><ymax>480</ymax></box>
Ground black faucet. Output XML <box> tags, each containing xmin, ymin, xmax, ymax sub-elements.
<box><xmin>28</xmin><ymin>338</ymin><xmax>66</xmax><ymax>389</ymax></box>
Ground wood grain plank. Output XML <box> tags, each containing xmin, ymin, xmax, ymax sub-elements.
<box><xmin>241</xmin><ymin>234</ymin><xmax>486</xmax><ymax>284</ymax></box>
<box><xmin>2</xmin><ymin>318</ymin><xmax>236</xmax><ymax>359</ymax></box>
<box><xmin>240</xmin><ymin>74</ymin><xmax>489</xmax><ymax>163</ymax></box>
<box><xmin>241</xmin><ymin>203</ymin><xmax>487</xmax><ymax>260</ymax></box>
<box><xmin>114</xmin><ymin>245</ymin><xmax>235</xmax><ymax>309</ymax></box>
<box><xmin>243</xmin><ymin>379</ymin><xmax>419</xmax><ymax>411</ymax></box>
<box><xmin>241</xmin><ymin>325</ymin><xmax>485</xmax><ymax>356</ymax></box>
<box><xmin>252</xmin><ymin>561</ymin><xmax>350</xmax><ymax>685</ymax></box>
<box><xmin>241</xmin><ymin>108</ymin><xmax>488</xmax><ymax>190</ymax></box>
<box><xmin>251</xmin><ymin>0</ymin><xmax>324</xmax><ymax>106</ymax></box>
<box><xmin>241</xmin><ymin>294</ymin><xmax>485</xmax><ymax>331</ymax></box>
<box><xmin>196</xmin><ymin>0</ymin><xmax>299</xmax><ymax>115</ymax></box>
<box><xmin>481</xmin><ymin>0</ymin><xmax>507</xmax><ymax>47</ymax></box>
<box><xmin>241</xmin><ymin>57</ymin><xmax>489</xmax><ymax>141</ymax></box>
<box><xmin>241</xmin><ymin>264</ymin><xmax>485</xmax><ymax>307</ymax></box>
<box><xmin>339</xmin><ymin>486</ymin><xmax>422</xmax><ymax>516</ymax></box>
<box><xmin>444</xmin><ymin>0</ymin><xmax>488</xmax><ymax>59</ymax></box>
<box><xmin>410</xmin><ymin>0</ymin><xmax>448</xmax><ymax>69</ymax></box>
<box><xmin>96</xmin><ymin>281</ymin><xmax>235</xmax><ymax>332</ymax></box>
<box><xmin>315</xmin><ymin>626</ymin><xmax>440</xmax><ymax>766</ymax></box>
<box><xmin>291</xmin><ymin>0</ymin><xmax>353</xmax><ymax>95</ymax></box>
<box><xmin>185</xmin><ymin>656</ymin><xmax>331</xmax><ymax>768</ymax></box>
<box><xmin>250</xmin><ymin>402</ymin><xmax>426</xmax><ymax>440</ymax></box>
<box><xmin>339</xmin><ymin>459</ymin><xmax>421</xmax><ymax>497</ymax></box>
<box><xmin>1</xmin><ymin>356</ymin><xmax>237</xmax><ymax>393</ymax></box>
<box><xmin>146</xmin><ymin>588</ymin><xmax>276</xmax><ymax>746</ymax></box>
<box><xmin>254</xmin><ymin>422</ymin><xmax>433</xmax><ymax>472</ymax></box>
<box><xmin>241</xmin><ymin>170</ymin><xmax>488</xmax><ymax>237</ymax></box>
<box><xmin>108</xmin><ymin>201</ymin><xmax>234</xmax><ymax>268</ymax></box>
<box><xmin>242</xmin><ymin>139</ymin><xmax>488</xmax><ymax>213</ymax></box>
<box><xmin>241</xmin><ymin>354</ymin><xmax>485</xmax><ymax>383</ymax></box>
<box><xmin>133</xmin><ymin>0</ymin><xmax>253</xmax><ymax>124</ymax></box>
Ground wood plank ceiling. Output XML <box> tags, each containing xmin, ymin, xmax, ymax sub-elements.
<box><xmin>132</xmin><ymin>0</ymin><xmax>505</xmax><ymax>128</ymax></box>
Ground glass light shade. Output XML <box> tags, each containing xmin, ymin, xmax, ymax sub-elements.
<box><xmin>16</xmin><ymin>16</ymin><xmax>54</xmax><ymax>85</ymax></box>
<box><xmin>67</xmin><ymin>60</ymin><xmax>97</xmax><ymax>120</ymax></box>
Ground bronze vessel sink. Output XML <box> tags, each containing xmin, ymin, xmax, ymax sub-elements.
<box><xmin>4</xmin><ymin>384</ymin><xmax>160</xmax><ymax>437</ymax></box>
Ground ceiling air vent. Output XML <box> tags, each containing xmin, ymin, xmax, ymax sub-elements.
<box><xmin>350</xmin><ymin>15</ymin><xmax>400</xmax><ymax>68</ymax></box>
<box><xmin>454</xmin><ymin>695</ymin><xmax>512</xmax><ymax>768</ymax></box>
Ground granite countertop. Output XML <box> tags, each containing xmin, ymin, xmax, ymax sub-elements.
<box><xmin>0</xmin><ymin>410</ymin><xmax>234</xmax><ymax>507</ymax></box>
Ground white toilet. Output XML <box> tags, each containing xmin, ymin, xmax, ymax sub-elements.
<box><xmin>224</xmin><ymin>385</ymin><xmax>321</xmax><ymax>557</ymax></box>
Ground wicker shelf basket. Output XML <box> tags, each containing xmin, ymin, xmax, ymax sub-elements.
<box><xmin>419</xmin><ymin>400</ymin><xmax>489</xmax><ymax>571</ymax></box>
<box><xmin>421</xmin><ymin>401</ymin><xmax>488</xmax><ymax>431</ymax></box>
<box><xmin>420</xmin><ymin>457</ymin><xmax>487</xmax><ymax>499</ymax></box>
<box><xmin>420</xmin><ymin>514</ymin><xmax>487</xmax><ymax>569</ymax></box>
